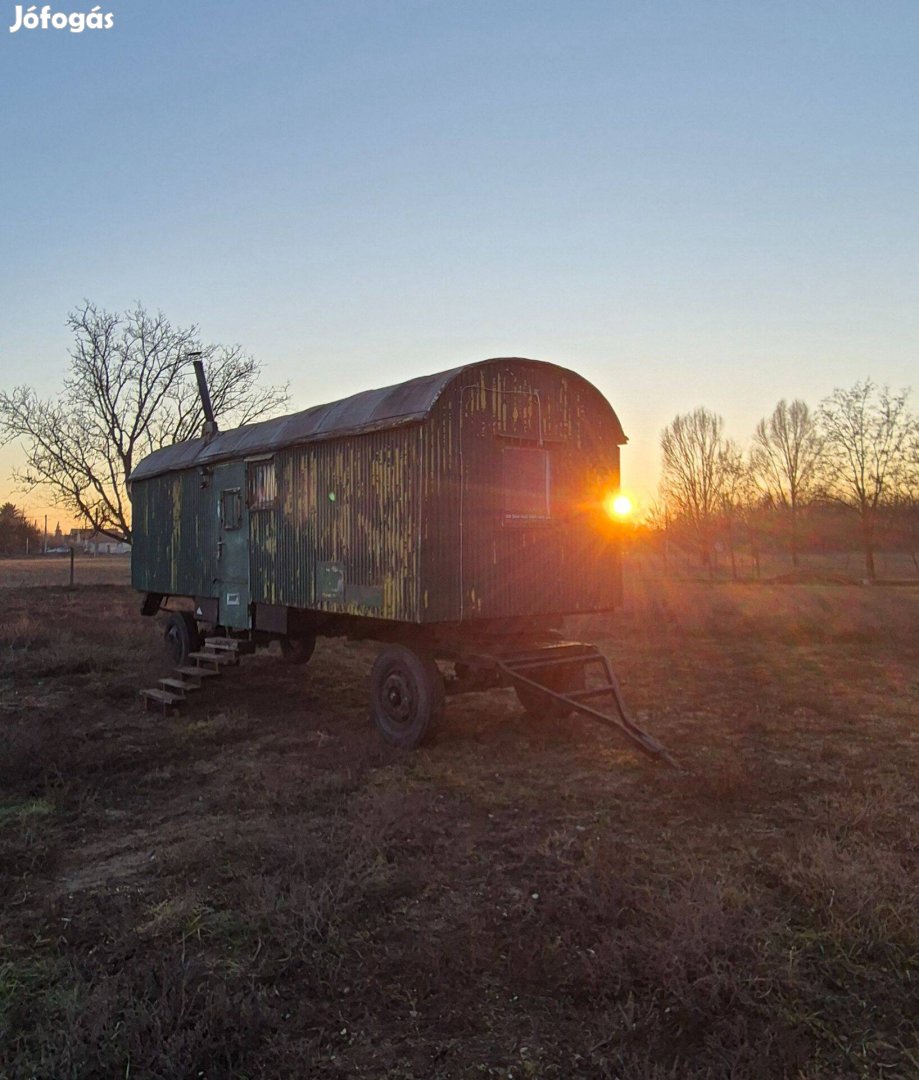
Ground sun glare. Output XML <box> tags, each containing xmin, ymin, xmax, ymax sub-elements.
<box><xmin>604</xmin><ymin>493</ymin><xmax>633</xmax><ymax>519</ymax></box>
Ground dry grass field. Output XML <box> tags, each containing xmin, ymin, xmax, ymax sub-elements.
<box><xmin>1</xmin><ymin>557</ymin><xmax>917</xmax><ymax>1078</ymax></box>
<box><xmin>0</xmin><ymin>554</ymin><xmax>131</xmax><ymax>589</ymax></box>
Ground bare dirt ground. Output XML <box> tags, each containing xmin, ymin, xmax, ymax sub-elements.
<box><xmin>1</xmin><ymin>560</ymin><xmax>918</xmax><ymax>1078</ymax></box>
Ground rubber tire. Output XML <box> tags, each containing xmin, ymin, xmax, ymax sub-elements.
<box><xmin>279</xmin><ymin>635</ymin><xmax>316</xmax><ymax>665</ymax></box>
<box><xmin>164</xmin><ymin>612</ymin><xmax>201</xmax><ymax>666</ymax></box>
<box><xmin>515</xmin><ymin>663</ymin><xmax>585</xmax><ymax>720</ymax></box>
<box><xmin>370</xmin><ymin>645</ymin><xmax>445</xmax><ymax>749</ymax></box>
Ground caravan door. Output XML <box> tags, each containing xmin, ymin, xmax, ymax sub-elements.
<box><xmin>213</xmin><ymin>461</ymin><xmax>250</xmax><ymax>629</ymax></box>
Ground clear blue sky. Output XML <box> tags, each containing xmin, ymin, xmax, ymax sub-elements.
<box><xmin>2</xmin><ymin>0</ymin><xmax>917</xmax><ymax>522</ymax></box>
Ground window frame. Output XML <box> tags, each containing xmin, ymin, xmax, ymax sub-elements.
<box><xmin>247</xmin><ymin>458</ymin><xmax>278</xmax><ymax>511</ymax></box>
<box><xmin>220</xmin><ymin>488</ymin><xmax>243</xmax><ymax>531</ymax></box>
<box><xmin>501</xmin><ymin>445</ymin><xmax>551</xmax><ymax>526</ymax></box>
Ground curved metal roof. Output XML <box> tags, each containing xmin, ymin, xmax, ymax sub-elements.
<box><xmin>130</xmin><ymin>357</ymin><xmax>624</xmax><ymax>482</ymax></box>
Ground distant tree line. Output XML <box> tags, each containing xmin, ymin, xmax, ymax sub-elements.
<box><xmin>655</xmin><ymin>380</ymin><xmax>919</xmax><ymax>580</ymax></box>
<box><xmin>0</xmin><ymin>502</ymin><xmax>42</xmax><ymax>556</ymax></box>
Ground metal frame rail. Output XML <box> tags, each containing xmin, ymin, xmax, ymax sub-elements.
<box><xmin>477</xmin><ymin>642</ymin><xmax>679</xmax><ymax>769</ymax></box>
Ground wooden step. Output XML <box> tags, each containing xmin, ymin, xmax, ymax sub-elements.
<box><xmin>175</xmin><ymin>665</ymin><xmax>221</xmax><ymax>680</ymax></box>
<box><xmin>159</xmin><ymin>677</ymin><xmax>200</xmax><ymax>695</ymax></box>
<box><xmin>140</xmin><ymin>688</ymin><xmax>182</xmax><ymax>710</ymax></box>
<box><xmin>188</xmin><ymin>650</ymin><xmax>237</xmax><ymax>666</ymax></box>
<box><xmin>204</xmin><ymin>637</ymin><xmax>255</xmax><ymax>654</ymax></box>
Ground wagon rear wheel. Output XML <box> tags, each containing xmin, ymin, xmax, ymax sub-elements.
<box><xmin>514</xmin><ymin>662</ymin><xmax>585</xmax><ymax>719</ymax></box>
<box><xmin>370</xmin><ymin>645</ymin><xmax>444</xmax><ymax>749</ymax></box>
<box><xmin>279</xmin><ymin>634</ymin><xmax>316</xmax><ymax>665</ymax></box>
<box><xmin>164</xmin><ymin>612</ymin><xmax>201</xmax><ymax>666</ymax></box>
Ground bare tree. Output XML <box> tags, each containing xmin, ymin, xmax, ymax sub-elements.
<box><xmin>897</xmin><ymin>428</ymin><xmax>919</xmax><ymax>576</ymax></box>
<box><xmin>717</xmin><ymin>439</ymin><xmax>753</xmax><ymax>580</ymax></box>
<box><xmin>750</xmin><ymin>399</ymin><xmax>823</xmax><ymax>567</ymax></box>
<box><xmin>641</xmin><ymin>497</ymin><xmax>673</xmax><ymax>567</ymax></box>
<box><xmin>0</xmin><ymin>303</ymin><xmax>289</xmax><ymax>543</ymax></box>
<box><xmin>659</xmin><ymin>406</ymin><xmax>737</xmax><ymax>574</ymax></box>
<box><xmin>818</xmin><ymin>379</ymin><xmax>916</xmax><ymax>579</ymax></box>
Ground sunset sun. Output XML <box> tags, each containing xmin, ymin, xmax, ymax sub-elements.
<box><xmin>604</xmin><ymin>493</ymin><xmax>634</xmax><ymax>519</ymax></box>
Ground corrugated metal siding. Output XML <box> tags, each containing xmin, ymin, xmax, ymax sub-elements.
<box><xmin>131</xmin><ymin>470</ymin><xmax>215</xmax><ymax>595</ymax></box>
<box><xmin>249</xmin><ymin>426</ymin><xmax>421</xmax><ymax>622</ymax></box>
<box><xmin>420</xmin><ymin>359</ymin><xmax>622</xmax><ymax>622</ymax></box>
<box><xmin>132</xmin><ymin>358</ymin><xmax>623</xmax><ymax>627</ymax></box>
<box><xmin>418</xmin><ymin>381</ymin><xmax>461</xmax><ymax>623</ymax></box>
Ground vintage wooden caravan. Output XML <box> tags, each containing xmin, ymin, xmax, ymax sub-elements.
<box><xmin>131</xmin><ymin>357</ymin><xmax>672</xmax><ymax>762</ymax></box>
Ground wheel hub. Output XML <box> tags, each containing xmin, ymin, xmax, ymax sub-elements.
<box><xmin>382</xmin><ymin>672</ymin><xmax>414</xmax><ymax>725</ymax></box>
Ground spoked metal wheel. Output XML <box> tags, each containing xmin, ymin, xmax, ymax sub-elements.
<box><xmin>370</xmin><ymin>645</ymin><xmax>444</xmax><ymax>748</ymax></box>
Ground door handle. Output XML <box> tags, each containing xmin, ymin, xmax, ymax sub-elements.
<box><xmin>217</xmin><ymin>539</ymin><xmax>224</xmax><ymax>560</ymax></box>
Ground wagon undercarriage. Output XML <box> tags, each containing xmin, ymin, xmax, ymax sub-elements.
<box><xmin>372</xmin><ymin>636</ymin><xmax>678</xmax><ymax>768</ymax></box>
<box><xmin>142</xmin><ymin>607</ymin><xmax>677</xmax><ymax>768</ymax></box>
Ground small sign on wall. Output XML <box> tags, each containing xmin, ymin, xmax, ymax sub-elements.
<box><xmin>317</xmin><ymin>561</ymin><xmax>345</xmax><ymax>600</ymax></box>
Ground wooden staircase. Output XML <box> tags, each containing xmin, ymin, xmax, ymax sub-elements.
<box><xmin>139</xmin><ymin>637</ymin><xmax>254</xmax><ymax>713</ymax></box>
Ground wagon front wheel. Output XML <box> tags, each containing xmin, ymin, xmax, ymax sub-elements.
<box><xmin>370</xmin><ymin>645</ymin><xmax>444</xmax><ymax>749</ymax></box>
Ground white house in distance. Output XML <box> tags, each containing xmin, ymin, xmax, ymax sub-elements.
<box><xmin>67</xmin><ymin>528</ymin><xmax>131</xmax><ymax>555</ymax></box>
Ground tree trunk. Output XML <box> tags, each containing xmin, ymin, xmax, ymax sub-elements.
<box><xmin>726</xmin><ymin>519</ymin><xmax>737</xmax><ymax>581</ymax></box>
<box><xmin>790</xmin><ymin>505</ymin><xmax>799</xmax><ymax>568</ymax></box>
<box><xmin>861</xmin><ymin>511</ymin><xmax>876</xmax><ymax>580</ymax></box>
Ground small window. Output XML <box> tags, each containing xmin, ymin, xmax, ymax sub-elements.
<box><xmin>248</xmin><ymin>460</ymin><xmax>277</xmax><ymax>510</ymax></box>
<box><xmin>220</xmin><ymin>488</ymin><xmax>242</xmax><ymax>530</ymax></box>
<box><xmin>503</xmin><ymin>447</ymin><xmax>550</xmax><ymax>523</ymax></box>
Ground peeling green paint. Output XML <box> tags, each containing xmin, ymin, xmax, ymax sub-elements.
<box><xmin>132</xmin><ymin>358</ymin><xmax>624</xmax><ymax>626</ymax></box>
